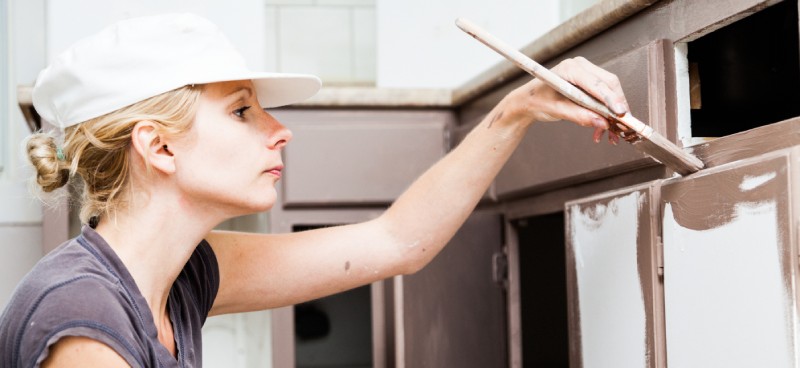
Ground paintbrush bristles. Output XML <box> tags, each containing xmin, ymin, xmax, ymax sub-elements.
<box><xmin>637</xmin><ymin>133</ymin><xmax>704</xmax><ymax>175</ymax></box>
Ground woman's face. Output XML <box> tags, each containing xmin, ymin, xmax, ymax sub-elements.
<box><xmin>171</xmin><ymin>80</ymin><xmax>292</xmax><ymax>218</ymax></box>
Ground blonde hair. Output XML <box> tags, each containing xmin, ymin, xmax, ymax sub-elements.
<box><xmin>26</xmin><ymin>85</ymin><xmax>203</xmax><ymax>224</ymax></box>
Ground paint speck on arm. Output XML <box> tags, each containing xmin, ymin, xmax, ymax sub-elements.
<box><xmin>345</xmin><ymin>261</ymin><xmax>351</xmax><ymax>273</ymax></box>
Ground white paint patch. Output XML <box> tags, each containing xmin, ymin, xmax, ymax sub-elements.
<box><xmin>570</xmin><ymin>192</ymin><xmax>647</xmax><ymax>368</ymax></box>
<box><xmin>739</xmin><ymin>172</ymin><xmax>777</xmax><ymax>192</ymax></box>
<box><xmin>663</xmin><ymin>201</ymin><xmax>793</xmax><ymax>367</ymax></box>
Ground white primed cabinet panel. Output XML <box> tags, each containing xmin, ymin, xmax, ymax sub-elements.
<box><xmin>566</xmin><ymin>183</ymin><xmax>664</xmax><ymax>368</ymax></box>
<box><xmin>661</xmin><ymin>152</ymin><xmax>797</xmax><ymax>368</ymax></box>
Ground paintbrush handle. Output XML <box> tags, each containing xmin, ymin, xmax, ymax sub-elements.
<box><xmin>455</xmin><ymin>17</ymin><xmax>653</xmax><ymax>137</ymax></box>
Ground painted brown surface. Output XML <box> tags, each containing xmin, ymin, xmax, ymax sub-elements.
<box><xmin>401</xmin><ymin>211</ymin><xmax>507</xmax><ymax>368</ymax></box>
<box><xmin>688</xmin><ymin>117</ymin><xmax>800</xmax><ymax>170</ymax></box>
<box><xmin>499</xmin><ymin>165</ymin><xmax>667</xmax><ymax>221</ymax></box>
<box><xmin>491</xmin><ymin>41</ymin><xmax>667</xmax><ymax>200</ymax></box>
<box><xmin>271</xmin><ymin>109</ymin><xmax>451</xmax><ymax>207</ymax></box>
<box><xmin>565</xmin><ymin>183</ymin><xmax>665</xmax><ymax>368</ymax></box>
<box><xmin>662</xmin><ymin>155</ymin><xmax>789</xmax><ymax>231</ymax></box>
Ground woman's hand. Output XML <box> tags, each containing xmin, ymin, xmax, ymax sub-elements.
<box><xmin>499</xmin><ymin>56</ymin><xmax>630</xmax><ymax>144</ymax></box>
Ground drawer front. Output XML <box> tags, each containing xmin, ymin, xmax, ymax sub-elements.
<box><xmin>273</xmin><ymin>109</ymin><xmax>451</xmax><ymax>206</ymax></box>
<box><xmin>494</xmin><ymin>40</ymin><xmax>673</xmax><ymax>198</ymax></box>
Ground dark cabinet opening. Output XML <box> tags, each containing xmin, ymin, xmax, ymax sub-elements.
<box><xmin>514</xmin><ymin>213</ymin><xmax>569</xmax><ymax>367</ymax></box>
<box><xmin>292</xmin><ymin>225</ymin><xmax>373</xmax><ymax>368</ymax></box>
<box><xmin>688</xmin><ymin>0</ymin><xmax>800</xmax><ymax>138</ymax></box>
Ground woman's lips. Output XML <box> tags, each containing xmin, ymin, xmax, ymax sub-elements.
<box><xmin>266</xmin><ymin>165</ymin><xmax>283</xmax><ymax>178</ymax></box>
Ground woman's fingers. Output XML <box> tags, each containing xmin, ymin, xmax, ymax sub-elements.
<box><xmin>514</xmin><ymin>57</ymin><xmax>629</xmax><ymax>148</ymax></box>
<box><xmin>544</xmin><ymin>57</ymin><xmax>629</xmax><ymax>145</ymax></box>
<box><xmin>554</xmin><ymin>57</ymin><xmax>629</xmax><ymax>116</ymax></box>
<box><xmin>593</xmin><ymin>128</ymin><xmax>604</xmax><ymax>143</ymax></box>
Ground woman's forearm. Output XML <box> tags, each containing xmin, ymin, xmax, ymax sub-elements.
<box><xmin>378</xmin><ymin>99</ymin><xmax>529</xmax><ymax>273</ymax></box>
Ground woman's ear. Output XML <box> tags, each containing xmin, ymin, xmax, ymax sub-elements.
<box><xmin>131</xmin><ymin>121</ymin><xmax>176</xmax><ymax>175</ymax></box>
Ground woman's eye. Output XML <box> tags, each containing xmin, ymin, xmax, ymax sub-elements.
<box><xmin>233</xmin><ymin>106</ymin><xmax>251</xmax><ymax>118</ymax></box>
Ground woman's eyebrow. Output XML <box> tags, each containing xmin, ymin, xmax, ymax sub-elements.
<box><xmin>226</xmin><ymin>86</ymin><xmax>253</xmax><ymax>99</ymax></box>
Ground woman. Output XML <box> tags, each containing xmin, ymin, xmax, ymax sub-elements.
<box><xmin>0</xmin><ymin>13</ymin><xmax>628</xmax><ymax>367</ymax></box>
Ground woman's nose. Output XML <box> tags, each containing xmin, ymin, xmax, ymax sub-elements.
<box><xmin>264</xmin><ymin>111</ymin><xmax>292</xmax><ymax>149</ymax></box>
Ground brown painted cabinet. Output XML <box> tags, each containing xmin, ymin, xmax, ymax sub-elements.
<box><xmin>401</xmin><ymin>211</ymin><xmax>507</xmax><ymax>367</ymax></box>
<box><xmin>273</xmin><ymin>110</ymin><xmax>451</xmax><ymax>207</ymax></box>
<box><xmin>494</xmin><ymin>40</ymin><xmax>672</xmax><ymax>199</ymax></box>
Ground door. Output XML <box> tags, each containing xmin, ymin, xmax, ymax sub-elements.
<box><xmin>565</xmin><ymin>183</ymin><xmax>665</xmax><ymax>368</ymax></box>
<box><xmin>398</xmin><ymin>210</ymin><xmax>507</xmax><ymax>367</ymax></box>
<box><xmin>660</xmin><ymin>149</ymin><xmax>799</xmax><ymax>367</ymax></box>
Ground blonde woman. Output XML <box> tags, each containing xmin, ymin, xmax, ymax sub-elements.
<box><xmin>0</xmin><ymin>13</ymin><xmax>628</xmax><ymax>367</ymax></box>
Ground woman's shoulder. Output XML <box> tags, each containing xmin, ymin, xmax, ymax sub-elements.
<box><xmin>0</xmin><ymin>237</ymin><xmax>143</xmax><ymax>367</ymax></box>
<box><xmin>10</xmin><ymin>236</ymin><xmax>124</xmax><ymax>308</ymax></box>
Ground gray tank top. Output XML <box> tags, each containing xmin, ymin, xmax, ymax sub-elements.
<box><xmin>0</xmin><ymin>225</ymin><xmax>219</xmax><ymax>367</ymax></box>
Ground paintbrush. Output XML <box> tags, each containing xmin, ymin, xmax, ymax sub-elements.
<box><xmin>455</xmin><ymin>18</ymin><xmax>704</xmax><ymax>176</ymax></box>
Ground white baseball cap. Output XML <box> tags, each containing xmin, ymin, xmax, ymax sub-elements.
<box><xmin>32</xmin><ymin>13</ymin><xmax>322</xmax><ymax>129</ymax></box>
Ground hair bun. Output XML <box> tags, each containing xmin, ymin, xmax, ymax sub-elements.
<box><xmin>26</xmin><ymin>133</ymin><xmax>70</xmax><ymax>192</ymax></box>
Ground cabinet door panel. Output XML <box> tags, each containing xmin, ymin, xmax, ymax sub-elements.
<box><xmin>401</xmin><ymin>211</ymin><xmax>506</xmax><ymax>368</ymax></box>
<box><xmin>496</xmin><ymin>40</ymin><xmax>672</xmax><ymax>198</ymax></box>
<box><xmin>661</xmin><ymin>151</ymin><xmax>797</xmax><ymax>367</ymax></box>
<box><xmin>566</xmin><ymin>184</ymin><xmax>664</xmax><ymax>368</ymax></box>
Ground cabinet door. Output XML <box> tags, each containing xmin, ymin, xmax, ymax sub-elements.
<box><xmin>565</xmin><ymin>183</ymin><xmax>665</xmax><ymax>368</ymax></box>
<box><xmin>399</xmin><ymin>211</ymin><xmax>507</xmax><ymax>368</ymax></box>
<box><xmin>661</xmin><ymin>150</ymin><xmax>798</xmax><ymax>367</ymax></box>
<box><xmin>495</xmin><ymin>40</ymin><xmax>674</xmax><ymax>198</ymax></box>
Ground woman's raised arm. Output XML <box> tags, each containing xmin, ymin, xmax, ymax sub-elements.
<box><xmin>207</xmin><ymin>57</ymin><xmax>629</xmax><ymax>315</ymax></box>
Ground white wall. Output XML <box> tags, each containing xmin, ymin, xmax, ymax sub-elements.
<box><xmin>46</xmin><ymin>0</ymin><xmax>267</xmax><ymax>67</ymax></box>
<box><xmin>1</xmin><ymin>0</ymin><xmax>46</xmax><ymax>309</ymax></box>
<box><xmin>265</xmin><ymin>0</ymin><xmax>376</xmax><ymax>85</ymax></box>
<box><xmin>375</xmin><ymin>0</ymin><xmax>559</xmax><ymax>88</ymax></box>
<box><xmin>375</xmin><ymin>0</ymin><xmax>599</xmax><ymax>88</ymax></box>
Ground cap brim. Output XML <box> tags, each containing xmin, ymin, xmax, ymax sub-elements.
<box><xmin>190</xmin><ymin>72</ymin><xmax>321</xmax><ymax>108</ymax></box>
<box><xmin>250</xmin><ymin>73</ymin><xmax>321</xmax><ymax>108</ymax></box>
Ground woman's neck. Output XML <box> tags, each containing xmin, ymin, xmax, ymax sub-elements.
<box><xmin>94</xmin><ymin>190</ymin><xmax>221</xmax><ymax>324</ymax></box>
